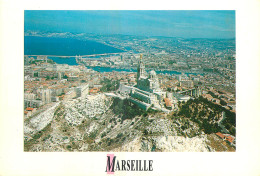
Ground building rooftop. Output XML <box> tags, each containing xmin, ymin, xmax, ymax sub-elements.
<box><xmin>25</xmin><ymin>107</ymin><xmax>34</xmax><ymax>111</ymax></box>
<box><xmin>164</xmin><ymin>98</ymin><xmax>172</xmax><ymax>107</ymax></box>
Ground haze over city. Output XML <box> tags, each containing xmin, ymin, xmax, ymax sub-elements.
<box><xmin>25</xmin><ymin>10</ymin><xmax>235</xmax><ymax>39</ymax></box>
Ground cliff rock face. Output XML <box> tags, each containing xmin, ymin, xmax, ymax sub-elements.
<box><xmin>24</xmin><ymin>94</ymin><xmax>235</xmax><ymax>152</ymax></box>
<box><xmin>24</xmin><ymin>102</ymin><xmax>59</xmax><ymax>137</ymax></box>
<box><xmin>113</xmin><ymin>135</ymin><xmax>213</xmax><ymax>152</ymax></box>
<box><xmin>64</xmin><ymin>94</ymin><xmax>112</xmax><ymax>126</ymax></box>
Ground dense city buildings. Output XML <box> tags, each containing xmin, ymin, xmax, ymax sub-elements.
<box><xmin>24</xmin><ymin>32</ymin><xmax>236</xmax><ymax>152</ymax></box>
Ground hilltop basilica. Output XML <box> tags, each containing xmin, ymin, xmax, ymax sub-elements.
<box><xmin>119</xmin><ymin>55</ymin><xmax>167</xmax><ymax>111</ymax></box>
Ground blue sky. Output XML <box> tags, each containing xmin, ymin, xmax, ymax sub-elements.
<box><xmin>24</xmin><ymin>10</ymin><xmax>235</xmax><ymax>39</ymax></box>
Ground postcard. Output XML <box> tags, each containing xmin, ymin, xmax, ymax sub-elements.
<box><xmin>1</xmin><ymin>1</ymin><xmax>260</xmax><ymax>175</ymax></box>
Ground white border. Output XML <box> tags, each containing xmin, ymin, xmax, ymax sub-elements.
<box><xmin>1</xmin><ymin>0</ymin><xmax>260</xmax><ymax>175</ymax></box>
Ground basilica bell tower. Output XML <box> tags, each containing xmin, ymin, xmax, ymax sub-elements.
<box><xmin>137</xmin><ymin>54</ymin><xmax>145</xmax><ymax>81</ymax></box>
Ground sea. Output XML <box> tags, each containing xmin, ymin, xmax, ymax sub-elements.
<box><xmin>24</xmin><ymin>36</ymin><xmax>124</xmax><ymax>56</ymax></box>
<box><xmin>24</xmin><ymin>36</ymin><xmax>198</xmax><ymax>76</ymax></box>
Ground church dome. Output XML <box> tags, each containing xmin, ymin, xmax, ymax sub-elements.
<box><xmin>149</xmin><ymin>70</ymin><xmax>156</xmax><ymax>76</ymax></box>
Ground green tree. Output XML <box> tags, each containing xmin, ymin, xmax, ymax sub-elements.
<box><xmin>220</xmin><ymin>100</ymin><xmax>227</xmax><ymax>106</ymax></box>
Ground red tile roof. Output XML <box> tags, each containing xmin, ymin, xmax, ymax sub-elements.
<box><xmin>25</xmin><ymin>107</ymin><xmax>34</xmax><ymax>111</ymax></box>
<box><xmin>89</xmin><ymin>87</ymin><xmax>99</xmax><ymax>93</ymax></box>
<box><xmin>216</xmin><ymin>132</ymin><xmax>225</xmax><ymax>139</ymax></box>
<box><xmin>164</xmin><ymin>98</ymin><xmax>172</xmax><ymax>107</ymax></box>
<box><xmin>226</xmin><ymin>136</ymin><xmax>234</xmax><ymax>143</ymax></box>
<box><xmin>216</xmin><ymin>132</ymin><xmax>235</xmax><ymax>143</ymax></box>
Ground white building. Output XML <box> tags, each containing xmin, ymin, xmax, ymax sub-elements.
<box><xmin>75</xmin><ymin>84</ymin><xmax>89</xmax><ymax>98</ymax></box>
<box><xmin>40</xmin><ymin>89</ymin><xmax>51</xmax><ymax>104</ymax></box>
<box><xmin>119</xmin><ymin>54</ymin><xmax>167</xmax><ymax>110</ymax></box>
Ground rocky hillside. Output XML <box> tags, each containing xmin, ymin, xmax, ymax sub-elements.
<box><xmin>24</xmin><ymin>94</ymin><xmax>235</xmax><ymax>152</ymax></box>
